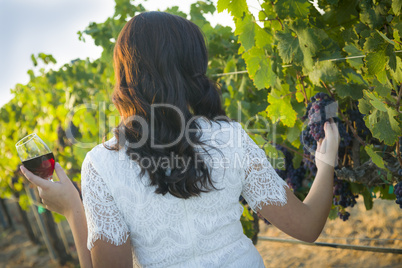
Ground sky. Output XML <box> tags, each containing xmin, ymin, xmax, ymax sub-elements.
<box><xmin>0</xmin><ymin>0</ymin><xmax>242</xmax><ymax>108</ymax></box>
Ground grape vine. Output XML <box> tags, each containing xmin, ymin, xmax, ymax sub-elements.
<box><xmin>217</xmin><ymin>0</ymin><xmax>402</xmax><ymax>219</ymax></box>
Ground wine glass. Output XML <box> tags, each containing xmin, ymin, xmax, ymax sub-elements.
<box><xmin>16</xmin><ymin>133</ymin><xmax>55</xmax><ymax>181</ymax></box>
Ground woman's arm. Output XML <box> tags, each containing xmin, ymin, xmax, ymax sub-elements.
<box><xmin>258</xmin><ymin>164</ymin><xmax>334</xmax><ymax>243</ymax></box>
<box><xmin>66</xmin><ymin>202</ymin><xmax>132</xmax><ymax>268</ymax></box>
<box><xmin>256</xmin><ymin>121</ymin><xmax>339</xmax><ymax>243</ymax></box>
<box><xmin>65</xmin><ymin>198</ymin><xmax>93</xmax><ymax>268</ymax></box>
<box><xmin>21</xmin><ymin>163</ymin><xmax>133</xmax><ymax>268</ymax></box>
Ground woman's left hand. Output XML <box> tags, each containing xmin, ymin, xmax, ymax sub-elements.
<box><xmin>20</xmin><ymin>162</ymin><xmax>82</xmax><ymax>217</ymax></box>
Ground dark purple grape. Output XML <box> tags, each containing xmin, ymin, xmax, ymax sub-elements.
<box><xmin>346</xmin><ymin>109</ymin><xmax>370</xmax><ymax>139</ymax></box>
<box><xmin>332</xmin><ymin>176</ymin><xmax>357</xmax><ymax>221</ymax></box>
<box><xmin>337</xmin><ymin>211</ymin><xmax>350</xmax><ymax>221</ymax></box>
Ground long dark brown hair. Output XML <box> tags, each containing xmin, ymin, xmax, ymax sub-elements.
<box><xmin>108</xmin><ymin>11</ymin><xmax>230</xmax><ymax>199</ymax></box>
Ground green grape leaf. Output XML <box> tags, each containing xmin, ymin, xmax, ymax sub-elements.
<box><xmin>234</xmin><ymin>14</ymin><xmax>255</xmax><ymax>51</ymax></box>
<box><xmin>360</xmin><ymin>4</ymin><xmax>384</xmax><ymax>29</ymax></box>
<box><xmin>309</xmin><ymin>61</ymin><xmax>341</xmax><ymax>85</ymax></box>
<box><xmin>392</xmin><ymin>0</ymin><xmax>402</xmax><ymax>16</ymax></box>
<box><xmin>365</xmin><ymin>51</ymin><xmax>388</xmax><ymax>75</ymax></box>
<box><xmin>373</xmin><ymin>79</ymin><xmax>392</xmax><ymax>97</ymax></box>
<box><xmin>242</xmin><ymin>47</ymin><xmax>264</xmax><ymax>77</ymax></box>
<box><xmin>342</xmin><ymin>68</ymin><xmax>367</xmax><ymax>85</ymax></box>
<box><xmin>290</xmin><ymin>20</ymin><xmax>320</xmax><ymax>71</ymax></box>
<box><xmin>364</xmin><ymin>145</ymin><xmax>385</xmax><ymax>169</ymax></box>
<box><xmin>274</xmin><ymin>0</ymin><xmax>310</xmax><ymax>19</ymax></box>
<box><xmin>362</xmin><ymin>187</ymin><xmax>373</xmax><ymax>210</ymax></box>
<box><xmin>286</xmin><ymin>122</ymin><xmax>302</xmax><ymax>148</ymax></box>
<box><xmin>377</xmin><ymin>184</ymin><xmax>396</xmax><ymax>200</ymax></box>
<box><xmin>389</xmin><ymin>56</ymin><xmax>402</xmax><ymax>83</ymax></box>
<box><xmin>252</xmin><ymin>134</ymin><xmax>266</xmax><ymax>147</ymax></box>
<box><xmin>217</xmin><ymin>0</ymin><xmax>248</xmax><ymax>17</ymax></box>
<box><xmin>386</xmin><ymin>45</ymin><xmax>397</xmax><ymax>72</ymax></box>
<box><xmin>242</xmin><ymin>47</ymin><xmax>277</xmax><ymax>89</ymax></box>
<box><xmin>335</xmin><ymin>83</ymin><xmax>365</xmax><ymax>99</ymax></box>
<box><xmin>254</xmin><ymin>59</ymin><xmax>276</xmax><ymax>89</ymax></box>
<box><xmin>295</xmin><ymin>84</ymin><xmax>305</xmax><ymax>102</ymax></box>
<box><xmin>328</xmin><ymin>206</ymin><xmax>338</xmax><ymax>220</ymax></box>
<box><xmin>263</xmin><ymin>143</ymin><xmax>280</xmax><ymax>158</ymax></box>
<box><xmin>365</xmin><ymin>91</ymin><xmax>388</xmax><ymax>112</ymax></box>
<box><xmin>376</xmin><ymin>68</ymin><xmax>388</xmax><ymax>85</ymax></box>
<box><xmin>276</xmin><ymin>32</ymin><xmax>301</xmax><ymax>64</ymax></box>
<box><xmin>266</xmin><ymin>93</ymin><xmax>297</xmax><ymax>127</ymax></box>
<box><xmin>343</xmin><ymin>43</ymin><xmax>364</xmax><ymax>69</ymax></box>
<box><xmin>255</xmin><ymin>25</ymin><xmax>273</xmax><ymax>48</ymax></box>
<box><xmin>366</xmin><ymin>110</ymin><xmax>401</xmax><ymax>145</ymax></box>
<box><xmin>363</xmin><ymin>31</ymin><xmax>386</xmax><ymax>53</ymax></box>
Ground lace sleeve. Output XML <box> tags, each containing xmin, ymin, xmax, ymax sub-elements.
<box><xmin>81</xmin><ymin>155</ymin><xmax>130</xmax><ymax>250</ymax></box>
<box><xmin>239</xmin><ymin>125</ymin><xmax>289</xmax><ymax>213</ymax></box>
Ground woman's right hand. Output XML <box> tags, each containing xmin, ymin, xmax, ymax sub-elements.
<box><xmin>20</xmin><ymin>162</ymin><xmax>82</xmax><ymax>218</ymax></box>
<box><xmin>315</xmin><ymin>119</ymin><xmax>340</xmax><ymax>170</ymax></box>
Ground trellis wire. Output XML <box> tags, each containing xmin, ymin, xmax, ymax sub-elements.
<box><xmin>212</xmin><ymin>50</ymin><xmax>402</xmax><ymax>77</ymax></box>
<box><xmin>258</xmin><ymin>236</ymin><xmax>402</xmax><ymax>254</ymax></box>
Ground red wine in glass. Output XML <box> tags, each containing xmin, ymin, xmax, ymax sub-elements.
<box><xmin>22</xmin><ymin>152</ymin><xmax>55</xmax><ymax>179</ymax></box>
<box><xmin>16</xmin><ymin>134</ymin><xmax>55</xmax><ymax>181</ymax></box>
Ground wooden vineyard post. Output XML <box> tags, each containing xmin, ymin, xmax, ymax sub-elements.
<box><xmin>25</xmin><ymin>186</ymin><xmax>57</xmax><ymax>261</ymax></box>
<box><xmin>42</xmin><ymin>210</ymin><xmax>73</xmax><ymax>265</ymax></box>
<box><xmin>56</xmin><ymin>221</ymin><xmax>71</xmax><ymax>255</ymax></box>
<box><xmin>30</xmin><ymin>186</ymin><xmax>73</xmax><ymax>265</ymax></box>
<box><xmin>13</xmin><ymin>191</ymin><xmax>39</xmax><ymax>244</ymax></box>
<box><xmin>0</xmin><ymin>198</ymin><xmax>14</xmax><ymax>229</ymax></box>
<box><xmin>0</xmin><ymin>206</ymin><xmax>6</xmax><ymax>228</ymax></box>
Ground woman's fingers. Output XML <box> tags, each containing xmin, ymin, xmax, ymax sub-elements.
<box><xmin>20</xmin><ymin>166</ymin><xmax>52</xmax><ymax>189</ymax></box>
<box><xmin>316</xmin><ymin>138</ymin><xmax>323</xmax><ymax>152</ymax></box>
<box><xmin>54</xmin><ymin>163</ymin><xmax>70</xmax><ymax>183</ymax></box>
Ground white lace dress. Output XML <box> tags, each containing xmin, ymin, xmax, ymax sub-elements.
<box><xmin>81</xmin><ymin>117</ymin><xmax>289</xmax><ymax>267</ymax></box>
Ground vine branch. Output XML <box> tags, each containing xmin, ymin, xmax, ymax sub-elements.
<box><xmin>298</xmin><ymin>74</ymin><xmax>309</xmax><ymax>107</ymax></box>
<box><xmin>267</xmin><ymin>141</ymin><xmax>315</xmax><ymax>164</ymax></box>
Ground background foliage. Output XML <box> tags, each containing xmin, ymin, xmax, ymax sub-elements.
<box><xmin>1</xmin><ymin>0</ymin><xmax>402</xmax><ymax>241</ymax></box>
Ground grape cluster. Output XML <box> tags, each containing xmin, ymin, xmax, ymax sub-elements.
<box><xmin>303</xmin><ymin>155</ymin><xmax>317</xmax><ymax>176</ymax></box>
<box><xmin>301</xmin><ymin>92</ymin><xmax>351</xmax><ymax>157</ymax></box>
<box><xmin>274</xmin><ymin>145</ymin><xmax>292</xmax><ymax>179</ymax></box>
<box><xmin>274</xmin><ymin>145</ymin><xmax>306</xmax><ymax>191</ymax></box>
<box><xmin>395</xmin><ymin>182</ymin><xmax>402</xmax><ymax>209</ymax></box>
<box><xmin>333</xmin><ymin>176</ymin><xmax>357</xmax><ymax>220</ymax></box>
<box><xmin>347</xmin><ymin>109</ymin><xmax>370</xmax><ymax>139</ymax></box>
<box><xmin>286</xmin><ymin>166</ymin><xmax>306</xmax><ymax>190</ymax></box>
<box><xmin>337</xmin><ymin>211</ymin><xmax>350</xmax><ymax>221</ymax></box>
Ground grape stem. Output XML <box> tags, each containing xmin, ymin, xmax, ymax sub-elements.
<box><xmin>336</xmin><ymin>154</ymin><xmax>400</xmax><ymax>186</ymax></box>
<box><xmin>321</xmin><ymin>81</ymin><xmax>367</xmax><ymax>147</ymax></box>
<box><xmin>258</xmin><ymin>0</ymin><xmax>284</xmax><ymax>31</ymax></box>
<box><xmin>298</xmin><ymin>74</ymin><xmax>309</xmax><ymax>107</ymax></box>
<box><xmin>352</xmin><ymin>138</ymin><xmax>361</xmax><ymax>168</ymax></box>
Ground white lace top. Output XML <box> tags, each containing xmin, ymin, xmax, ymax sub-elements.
<box><xmin>81</xmin><ymin>117</ymin><xmax>289</xmax><ymax>267</ymax></box>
